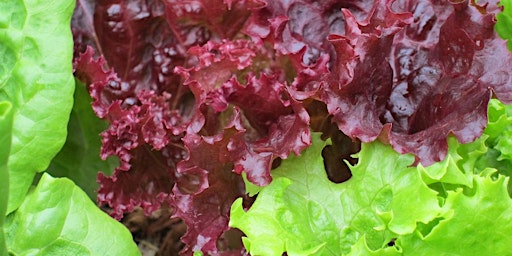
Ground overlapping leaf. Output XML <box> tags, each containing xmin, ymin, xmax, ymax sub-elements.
<box><xmin>324</xmin><ymin>0</ymin><xmax>512</xmax><ymax>165</ymax></box>
<box><xmin>0</xmin><ymin>102</ymin><xmax>13</xmax><ymax>256</ymax></box>
<box><xmin>0</xmin><ymin>0</ymin><xmax>76</xmax><ymax>214</ymax></box>
<box><xmin>4</xmin><ymin>174</ymin><xmax>140</xmax><ymax>256</ymax></box>
<box><xmin>70</xmin><ymin>0</ymin><xmax>512</xmax><ymax>254</ymax></box>
<box><xmin>231</xmin><ymin>132</ymin><xmax>512</xmax><ymax>255</ymax></box>
<box><xmin>230</xmin><ymin>134</ymin><xmax>440</xmax><ymax>255</ymax></box>
<box><xmin>398</xmin><ymin>172</ymin><xmax>512</xmax><ymax>255</ymax></box>
<box><xmin>496</xmin><ymin>0</ymin><xmax>512</xmax><ymax>50</ymax></box>
<box><xmin>46</xmin><ymin>80</ymin><xmax>118</xmax><ymax>199</ymax></box>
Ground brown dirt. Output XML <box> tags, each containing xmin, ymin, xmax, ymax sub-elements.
<box><xmin>122</xmin><ymin>207</ymin><xmax>186</xmax><ymax>256</ymax></box>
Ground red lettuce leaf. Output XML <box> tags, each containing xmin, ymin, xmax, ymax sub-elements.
<box><xmin>175</xmin><ymin>39</ymin><xmax>311</xmax><ymax>186</ymax></box>
<box><xmin>71</xmin><ymin>0</ymin><xmax>512</xmax><ymax>254</ymax></box>
<box><xmin>323</xmin><ymin>0</ymin><xmax>512</xmax><ymax>165</ymax></box>
<box><xmin>244</xmin><ymin>0</ymin><xmax>375</xmax><ymax>65</ymax></box>
<box><xmin>72</xmin><ymin>0</ymin><xmax>310</xmax><ymax>254</ymax></box>
<box><xmin>170</xmin><ymin>112</ymin><xmax>249</xmax><ymax>255</ymax></box>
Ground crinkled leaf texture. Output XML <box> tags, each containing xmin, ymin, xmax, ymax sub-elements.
<box><xmin>230</xmin><ymin>133</ymin><xmax>440</xmax><ymax>255</ymax></box>
<box><xmin>71</xmin><ymin>0</ymin><xmax>512</xmax><ymax>254</ymax></box>
<box><xmin>0</xmin><ymin>101</ymin><xmax>13</xmax><ymax>256</ymax></box>
<box><xmin>323</xmin><ymin>0</ymin><xmax>512</xmax><ymax>166</ymax></box>
<box><xmin>72</xmin><ymin>1</ymin><xmax>310</xmax><ymax>254</ymax></box>
<box><xmin>398</xmin><ymin>172</ymin><xmax>512</xmax><ymax>255</ymax></box>
<box><xmin>4</xmin><ymin>173</ymin><xmax>140</xmax><ymax>256</ymax></box>
<box><xmin>231</xmin><ymin>133</ymin><xmax>512</xmax><ymax>255</ymax></box>
<box><xmin>461</xmin><ymin>99</ymin><xmax>512</xmax><ymax>195</ymax></box>
<box><xmin>0</xmin><ymin>0</ymin><xmax>75</xmax><ymax>214</ymax></box>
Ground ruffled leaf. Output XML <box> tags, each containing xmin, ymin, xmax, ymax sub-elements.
<box><xmin>399</xmin><ymin>172</ymin><xmax>512</xmax><ymax>255</ymax></box>
<box><xmin>230</xmin><ymin>133</ymin><xmax>440</xmax><ymax>255</ymax></box>
<box><xmin>170</xmin><ymin>114</ymin><xmax>249</xmax><ymax>255</ymax></box>
<box><xmin>324</xmin><ymin>0</ymin><xmax>512</xmax><ymax>165</ymax></box>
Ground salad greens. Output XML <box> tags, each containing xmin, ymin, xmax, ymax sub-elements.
<box><xmin>1</xmin><ymin>0</ymin><xmax>139</xmax><ymax>255</ymax></box>
<box><xmin>0</xmin><ymin>0</ymin><xmax>75</xmax><ymax>214</ymax></box>
<box><xmin>231</xmin><ymin>106</ymin><xmax>512</xmax><ymax>255</ymax></box>
<box><xmin>71</xmin><ymin>1</ymin><xmax>512</xmax><ymax>253</ymax></box>
<box><xmin>46</xmin><ymin>79</ymin><xmax>118</xmax><ymax>199</ymax></box>
<box><xmin>497</xmin><ymin>0</ymin><xmax>512</xmax><ymax>49</ymax></box>
<box><xmin>1</xmin><ymin>0</ymin><xmax>512</xmax><ymax>255</ymax></box>
<box><xmin>4</xmin><ymin>173</ymin><xmax>139</xmax><ymax>256</ymax></box>
<box><xmin>0</xmin><ymin>102</ymin><xmax>13</xmax><ymax>256</ymax></box>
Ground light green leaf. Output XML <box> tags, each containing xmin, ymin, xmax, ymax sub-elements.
<box><xmin>418</xmin><ymin>136</ymin><xmax>474</xmax><ymax>188</ymax></box>
<box><xmin>230</xmin><ymin>133</ymin><xmax>441</xmax><ymax>255</ymax></box>
<box><xmin>0</xmin><ymin>101</ymin><xmax>13</xmax><ymax>256</ymax></box>
<box><xmin>4</xmin><ymin>173</ymin><xmax>140</xmax><ymax>256</ymax></box>
<box><xmin>46</xmin><ymin>80</ymin><xmax>118</xmax><ymax>199</ymax></box>
<box><xmin>346</xmin><ymin>236</ymin><xmax>401</xmax><ymax>256</ymax></box>
<box><xmin>472</xmin><ymin>99</ymin><xmax>512</xmax><ymax>194</ymax></box>
<box><xmin>0</xmin><ymin>0</ymin><xmax>76</xmax><ymax>213</ymax></box>
<box><xmin>399</xmin><ymin>171</ymin><xmax>512</xmax><ymax>255</ymax></box>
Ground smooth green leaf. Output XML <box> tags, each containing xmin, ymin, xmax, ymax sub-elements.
<box><xmin>230</xmin><ymin>133</ymin><xmax>441</xmax><ymax>255</ymax></box>
<box><xmin>4</xmin><ymin>173</ymin><xmax>140</xmax><ymax>256</ymax></box>
<box><xmin>46</xmin><ymin>79</ymin><xmax>117</xmax><ymax>199</ymax></box>
<box><xmin>0</xmin><ymin>101</ymin><xmax>13</xmax><ymax>256</ymax></box>
<box><xmin>0</xmin><ymin>0</ymin><xmax>76</xmax><ymax>213</ymax></box>
<box><xmin>399</xmin><ymin>171</ymin><xmax>512</xmax><ymax>255</ymax></box>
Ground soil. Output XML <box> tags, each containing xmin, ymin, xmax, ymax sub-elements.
<box><xmin>122</xmin><ymin>207</ymin><xmax>186</xmax><ymax>256</ymax></box>
<box><xmin>122</xmin><ymin>207</ymin><xmax>246</xmax><ymax>256</ymax></box>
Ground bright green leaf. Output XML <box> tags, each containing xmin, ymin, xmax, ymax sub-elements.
<box><xmin>418</xmin><ymin>136</ymin><xmax>474</xmax><ymax>188</ymax></box>
<box><xmin>0</xmin><ymin>101</ymin><xmax>13</xmax><ymax>256</ymax></box>
<box><xmin>0</xmin><ymin>0</ymin><xmax>76</xmax><ymax>213</ymax></box>
<box><xmin>399</xmin><ymin>171</ymin><xmax>512</xmax><ymax>255</ymax></box>
<box><xmin>4</xmin><ymin>173</ymin><xmax>140</xmax><ymax>256</ymax></box>
<box><xmin>46</xmin><ymin>79</ymin><xmax>118</xmax><ymax>199</ymax></box>
<box><xmin>472</xmin><ymin>99</ymin><xmax>512</xmax><ymax>194</ymax></box>
<box><xmin>346</xmin><ymin>236</ymin><xmax>401</xmax><ymax>256</ymax></box>
<box><xmin>230</xmin><ymin>133</ymin><xmax>441</xmax><ymax>255</ymax></box>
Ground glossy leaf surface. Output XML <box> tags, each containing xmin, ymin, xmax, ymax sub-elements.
<box><xmin>4</xmin><ymin>173</ymin><xmax>140</xmax><ymax>256</ymax></box>
<box><xmin>0</xmin><ymin>0</ymin><xmax>75</xmax><ymax>213</ymax></box>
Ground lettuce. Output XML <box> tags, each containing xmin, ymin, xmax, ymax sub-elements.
<box><xmin>69</xmin><ymin>0</ymin><xmax>512</xmax><ymax>254</ymax></box>
<box><xmin>322</xmin><ymin>0</ymin><xmax>512</xmax><ymax>165</ymax></box>
<box><xmin>497</xmin><ymin>0</ymin><xmax>512</xmax><ymax>50</ymax></box>
<box><xmin>1</xmin><ymin>0</ymin><xmax>139</xmax><ymax>254</ymax></box>
<box><xmin>0</xmin><ymin>0</ymin><xmax>75</xmax><ymax>214</ymax></box>
<box><xmin>46</xmin><ymin>79</ymin><xmax>118</xmax><ymax>199</ymax></box>
<box><xmin>0</xmin><ymin>102</ymin><xmax>13</xmax><ymax>256</ymax></box>
<box><xmin>4</xmin><ymin>173</ymin><xmax>139</xmax><ymax>256</ymax></box>
<box><xmin>231</xmin><ymin>133</ymin><xmax>512</xmax><ymax>255</ymax></box>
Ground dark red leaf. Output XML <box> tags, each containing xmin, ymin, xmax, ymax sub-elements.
<box><xmin>323</xmin><ymin>0</ymin><xmax>512</xmax><ymax>165</ymax></box>
<box><xmin>170</xmin><ymin>115</ymin><xmax>249</xmax><ymax>255</ymax></box>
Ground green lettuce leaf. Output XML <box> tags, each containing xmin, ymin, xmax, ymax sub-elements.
<box><xmin>0</xmin><ymin>0</ymin><xmax>76</xmax><ymax>213</ymax></box>
<box><xmin>399</xmin><ymin>171</ymin><xmax>512</xmax><ymax>255</ymax></box>
<box><xmin>476</xmin><ymin>99</ymin><xmax>512</xmax><ymax>173</ymax></box>
<box><xmin>4</xmin><ymin>173</ymin><xmax>140</xmax><ymax>256</ymax></box>
<box><xmin>232</xmin><ymin>129</ymin><xmax>512</xmax><ymax>255</ymax></box>
<box><xmin>230</xmin><ymin>133</ymin><xmax>441</xmax><ymax>255</ymax></box>
<box><xmin>0</xmin><ymin>101</ymin><xmax>13</xmax><ymax>256</ymax></box>
<box><xmin>47</xmin><ymin>80</ymin><xmax>117</xmax><ymax>199</ymax></box>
